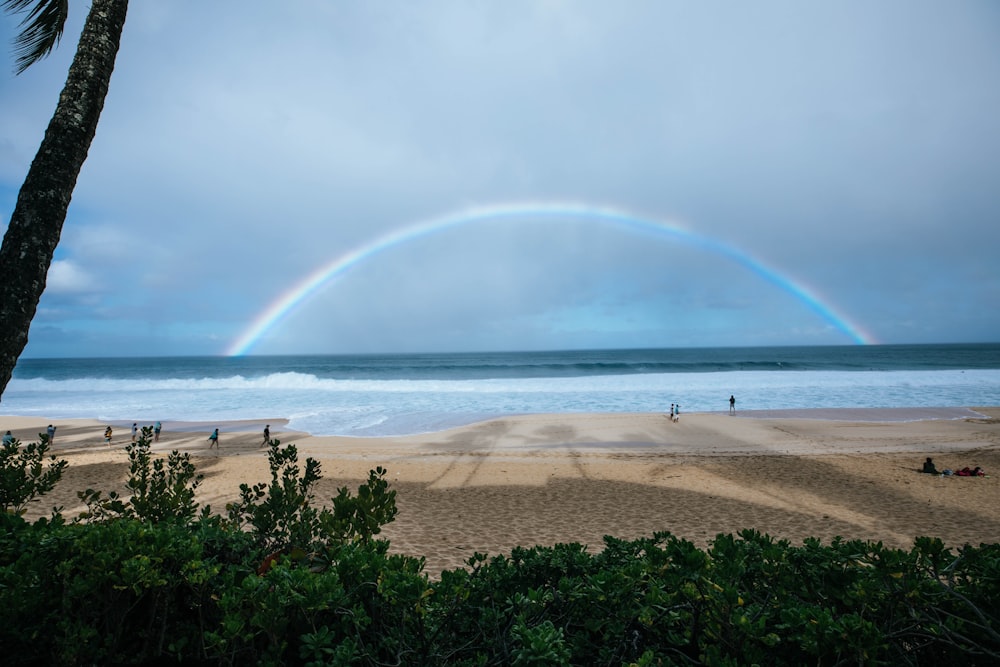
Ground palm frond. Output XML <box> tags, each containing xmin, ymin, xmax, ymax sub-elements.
<box><xmin>2</xmin><ymin>0</ymin><xmax>70</xmax><ymax>75</ymax></box>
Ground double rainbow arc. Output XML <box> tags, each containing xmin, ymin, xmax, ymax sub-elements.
<box><xmin>226</xmin><ymin>203</ymin><xmax>875</xmax><ymax>356</ymax></box>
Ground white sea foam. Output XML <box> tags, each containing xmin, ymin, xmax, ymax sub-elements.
<box><xmin>5</xmin><ymin>368</ymin><xmax>1000</xmax><ymax>436</ymax></box>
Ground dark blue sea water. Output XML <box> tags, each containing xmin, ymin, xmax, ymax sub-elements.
<box><xmin>4</xmin><ymin>344</ymin><xmax>1000</xmax><ymax>436</ymax></box>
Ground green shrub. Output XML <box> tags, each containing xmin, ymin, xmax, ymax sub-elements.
<box><xmin>429</xmin><ymin>531</ymin><xmax>1000</xmax><ymax>666</ymax></box>
<box><xmin>224</xmin><ymin>440</ymin><xmax>326</xmax><ymax>555</ymax></box>
<box><xmin>0</xmin><ymin>433</ymin><xmax>67</xmax><ymax>515</ymax></box>
<box><xmin>78</xmin><ymin>429</ymin><xmax>203</xmax><ymax>523</ymax></box>
<box><xmin>204</xmin><ymin>539</ymin><xmax>429</xmax><ymax>666</ymax></box>
<box><xmin>224</xmin><ymin>441</ymin><xmax>399</xmax><ymax>560</ymax></box>
<box><xmin>2</xmin><ymin>436</ymin><xmax>999</xmax><ymax>665</ymax></box>
<box><xmin>0</xmin><ymin>517</ymin><xmax>217</xmax><ymax>664</ymax></box>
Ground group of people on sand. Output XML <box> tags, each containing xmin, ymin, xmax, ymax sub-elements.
<box><xmin>6</xmin><ymin>421</ymin><xmax>269</xmax><ymax>452</ymax></box>
<box><xmin>208</xmin><ymin>423</ymin><xmax>275</xmax><ymax>450</ymax></box>
<box><xmin>206</xmin><ymin>423</ymin><xmax>275</xmax><ymax>450</ymax></box>
<box><xmin>921</xmin><ymin>457</ymin><xmax>985</xmax><ymax>477</ymax></box>
<box><xmin>101</xmin><ymin>420</ymin><xmax>164</xmax><ymax>447</ymax></box>
<box><xmin>115</xmin><ymin>423</ymin><xmax>219</xmax><ymax>450</ymax></box>
<box><xmin>204</xmin><ymin>423</ymin><xmax>276</xmax><ymax>450</ymax></box>
<box><xmin>3</xmin><ymin>425</ymin><xmax>57</xmax><ymax>446</ymax></box>
<box><xmin>666</xmin><ymin>395</ymin><xmax>738</xmax><ymax>422</ymax></box>
<box><xmin>205</xmin><ymin>423</ymin><xmax>276</xmax><ymax>450</ymax></box>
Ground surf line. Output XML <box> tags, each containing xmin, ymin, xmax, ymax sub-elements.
<box><xmin>226</xmin><ymin>202</ymin><xmax>875</xmax><ymax>356</ymax></box>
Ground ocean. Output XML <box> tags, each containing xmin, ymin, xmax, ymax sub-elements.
<box><xmin>3</xmin><ymin>344</ymin><xmax>1000</xmax><ymax>437</ymax></box>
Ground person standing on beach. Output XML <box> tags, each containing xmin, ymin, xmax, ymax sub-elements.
<box><xmin>674</xmin><ymin>405</ymin><xmax>681</xmax><ymax>423</ymax></box>
<box><xmin>208</xmin><ymin>428</ymin><xmax>219</xmax><ymax>449</ymax></box>
<box><xmin>154</xmin><ymin>421</ymin><xmax>161</xmax><ymax>442</ymax></box>
<box><xmin>729</xmin><ymin>395</ymin><xmax>736</xmax><ymax>414</ymax></box>
<box><xmin>47</xmin><ymin>424</ymin><xmax>56</xmax><ymax>444</ymax></box>
<box><xmin>262</xmin><ymin>424</ymin><xmax>270</xmax><ymax>446</ymax></box>
<box><xmin>669</xmin><ymin>404</ymin><xmax>675</xmax><ymax>421</ymax></box>
<box><xmin>131</xmin><ymin>422</ymin><xmax>138</xmax><ymax>443</ymax></box>
<box><xmin>104</xmin><ymin>426</ymin><xmax>113</xmax><ymax>446</ymax></box>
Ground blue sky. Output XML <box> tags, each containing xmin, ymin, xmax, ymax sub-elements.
<box><xmin>2</xmin><ymin>1</ymin><xmax>999</xmax><ymax>358</ymax></box>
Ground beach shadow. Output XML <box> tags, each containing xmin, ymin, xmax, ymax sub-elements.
<box><xmin>701</xmin><ymin>452</ymin><xmax>1000</xmax><ymax>548</ymax></box>
<box><xmin>411</xmin><ymin>420</ymin><xmax>518</xmax><ymax>488</ymax></box>
<box><xmin>371</xmin><ymin>476</ymin><xmax>917</xmax><ymax>576</ymax></box>
<box><xmin>320</xmin><ymin>441</ymin><xmax>1000</xmax><ymax>576</ymax></box>
<box><xmin>21</xmin><ymin>458</ymin><xmax>132</xmax><ymax>521</ymax></box>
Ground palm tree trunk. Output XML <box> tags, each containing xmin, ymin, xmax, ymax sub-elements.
<box><xmin>0</xmin><ymin>0</ymin><xmax>129</xmax><ymax>398</ymax></box>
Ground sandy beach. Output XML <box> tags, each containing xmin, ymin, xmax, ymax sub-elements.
<box><xmin>5</xmin><ymin>407</ymin><xmax>1000</xmax><ymax>575</ymax></box>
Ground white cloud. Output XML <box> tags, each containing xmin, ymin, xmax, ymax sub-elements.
<box><xmin>45</xmin><ymin>260</ymin><xmax>99</xmax><ymax>294</ymax></box>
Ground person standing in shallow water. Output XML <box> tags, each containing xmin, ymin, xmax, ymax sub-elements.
<box><xmin>729</xmin><ymin>395</ymin><xmax>736</xmax><ymax>414</ymax></box>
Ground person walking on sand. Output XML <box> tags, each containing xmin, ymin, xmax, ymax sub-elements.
<box><xmin>262</xmin><ymin>424</ymin><xmax>270</xmax><ymax>446</ymax></box>
<box><xmin>674</xmin><ymin>405</ymin><xmax>681</xmax><ymax>423</ymax></box>
<box><xmin>729</xmin><ymin>395</ymin><xmax>736</xmax><ymax>414</ymax></box>
<box><xmin>154</xmin><ymin>421</ymin><xmax>162</xmax><ymax>442</ymax></box>
<box><xmin>104</xmin><ymin>426</ymin><xmax>113</xmax><ymax>446</ymax></box>
<box><xmin>131</xmin><ymin>422</ymin><xmax>138</xmax><ymax>443</ymax></box>
<box><xmin>47</xmin><ymin>424</ymin><xmax>56</xmax><ymax>444</ymax></box>
<box><xmin>208</xmin><ymin>428</ymin><xmax>219</xmax><ymax>449</ymax></box>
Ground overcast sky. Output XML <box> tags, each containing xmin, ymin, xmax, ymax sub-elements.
<box><xmin>2</xmin><ymin>1</ymin><xmax>999</xmax><ymax>358</ymax></box>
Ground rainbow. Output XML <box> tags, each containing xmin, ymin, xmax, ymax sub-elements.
<box><xmin>225</xmin><ymin>202</ymin><xmax>876</xmax><ymax>356</ymax></box>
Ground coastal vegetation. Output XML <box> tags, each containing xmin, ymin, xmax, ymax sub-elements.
<box><xmin>1</xmin><ymin>431</ymin><xmax>998</xmax><ymax>665</ymax></box>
